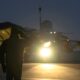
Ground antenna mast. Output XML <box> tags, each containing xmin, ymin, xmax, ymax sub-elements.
<box><xmin>38</xmin><ymin>7</ymin><xmax>42</xmax><ymax>29</ymax></box>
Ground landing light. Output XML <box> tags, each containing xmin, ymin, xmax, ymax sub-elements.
<box><xmin>39</xmin><ymin>42</ymin><xmax>52</xmax><ymax>58</ymax></box>
<box><xmin>43</xmin><ymin>41</ymin><xmax>51</xmax><ymax>47</ymax></box>
<box><xmin>54</xmin><ymin>31</ymin><xmax>56</xmax><ymax>34</ymax></box>
<box><xmin>50</xmin><ymin>32</ymin><xmax>53</xmax><ymax>34</ymax></box>
<box><xmin>39</xmin><ymin>47</ymin><xmax>52</xmax><ymax>58</ymax></box>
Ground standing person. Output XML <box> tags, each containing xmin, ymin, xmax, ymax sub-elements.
<box><xmin>5</xmin><ymin>27</ymin><xmax>27</xmax><ymax>80</ymax></box>
<box><xmin>0</xmin><ymin>23</ymin><xmax>10</xmax><ymax>74</ymax></box>
<box><xmin>0</xmin><ymin>41</ymin><xmax>6</xmax><ymax>73</ymax></box>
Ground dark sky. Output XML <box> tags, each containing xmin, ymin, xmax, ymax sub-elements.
<box><xmin>0</xmin><ymin>0</ymin><xmax>80</xmax><ymax>40</ymax></box>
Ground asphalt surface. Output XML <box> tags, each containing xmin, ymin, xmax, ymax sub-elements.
<box><xmin>0</xmin><ymin>63</ymin><xmax>80</xmax><ymax>80</ymax></box>
<box><xmin>22</xmin><ymin>63</ymin><xmax>80</xmax><ymax>80</ymax></box>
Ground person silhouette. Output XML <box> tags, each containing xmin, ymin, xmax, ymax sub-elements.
<box><xmin>5</xmin><ymin>26</ymin><xmax>28</xmax><ymax>80</ymax></box>
<box><xmin>0</xmin><ymin>23</ymin><xmax>10</xmax><ymax>74</ymax></box>
<box><xmin>0</xmin><ymin>40</ymin><xmax>6</xmax><ymax>73</ymax></box>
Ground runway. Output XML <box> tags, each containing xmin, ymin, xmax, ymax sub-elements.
<box><xmin>0</xmin><ymin>63</ymin><xmax>80</xmax><ymax>80</ymax></box>
<box><xmin>22</xmin><ymin>63</ymin><xmax>80</xmax><ymax>80</ymax></box>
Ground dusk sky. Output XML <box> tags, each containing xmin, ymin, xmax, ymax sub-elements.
<box><xmin>0</xmin><ymin>0</ymin><xmax>80</xmax><ymax>40</ymax></box>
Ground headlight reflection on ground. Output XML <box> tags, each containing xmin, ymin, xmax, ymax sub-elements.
<box><xmin>38</xmin><ymin>64</ymin><xmax>56</xmax><ymax>71</ymax></box>
<box><xmin>22</xmin><ymin>63</ymin><xmax>80</xmax><ymax>80</ymax></box>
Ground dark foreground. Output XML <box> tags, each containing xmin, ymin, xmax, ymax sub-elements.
<box><xmin>0</xmin><ymin>51</ymin><xmax>80</xmax><ymax>80</ymax></box>
<box><xmin>1</xmin><ymin>63</ymin><xmax>80</xmax><ymax>80</ymax></box>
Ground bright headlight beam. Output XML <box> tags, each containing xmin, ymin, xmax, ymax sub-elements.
<box><xmin>39</xmin><ymin>47</ymin><xmax>52</xmax><ymax>58</ymax></box>
<box><xmin>43</xmin><ymin>41</ymin><xmax>51</xmax><ymax>47</ymax></box>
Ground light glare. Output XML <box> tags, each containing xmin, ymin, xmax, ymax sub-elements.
<box><xmin>39</xmin><ymin>64</ymin><xmax>56</xmax><ymax>70</ymax></box>
<box><xmin>43</xmin><ymin>41</ymin><xmax>51</xmax><ymax>47</ymax></box>
<box><xmin>39</xmin><ymin>47</ymin><xmax>52</xmax><ymax>58</ymax></box>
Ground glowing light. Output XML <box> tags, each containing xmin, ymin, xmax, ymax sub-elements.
<box><xmin>54</xmin><ymin>31</ymin><xmax>56</xmax><ymax>34</ymax></box>
<box><xmin>39</xmin><ymin>47</ymin><xmax>52</xmax><ymax>58</ymax></box>
<box><xmin>41</xmin><ymin>64</ymin><xmax>53</xmax><ymax>69</ymax></box>
<box><xmin>50</xmin><ymin>32</ymin><xmax>53</xmax><ymax>34</ymax></box>
<box><xmin>39</xmin><ymin>64</ymin><xmax>56</xmax><ymax>70</ymax></box>
<box><xmin>43</xmin><ymin>41</ymin><xmax>51</xmax><ymax>47</ymax></box>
